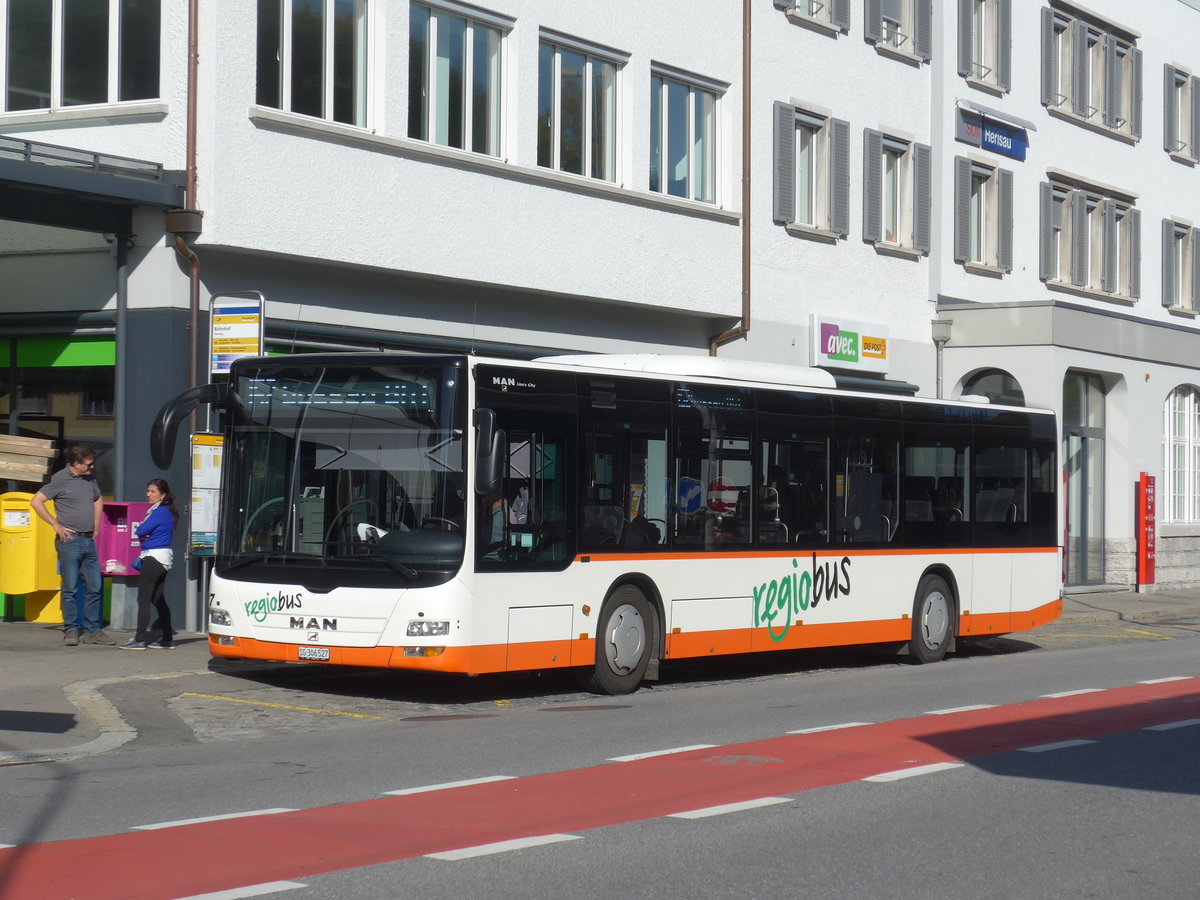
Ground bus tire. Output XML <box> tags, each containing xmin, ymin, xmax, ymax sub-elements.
<box><xmin>908</xmin><ymin>574</ymin><xmax>954</xmax><ymax>664</ymax></box>
<box><xmin>587</xmin><ymin>585</ymin><xmax>656</xmax><ymax>695</ymax></box>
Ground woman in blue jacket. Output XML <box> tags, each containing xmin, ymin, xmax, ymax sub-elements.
<box><xmin>120</xmin><ymin>479</ymin><xmax>178</xmax><ymax>650</ymax></box>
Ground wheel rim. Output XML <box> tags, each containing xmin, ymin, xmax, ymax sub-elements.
<box><xmin>604</xmin><ymin>603</ymin><xmax>646</xmax><ymax>675</ymax></box>
<box><xmin>919</xmin><ymin>589</ymin><xmax>950</xmax><ymax>650</ymax></box>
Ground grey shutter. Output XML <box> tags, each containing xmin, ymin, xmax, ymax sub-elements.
<box><xmin>1040</xmin><ymin>8</ymin><xmax>1057</xmax><ymax>107</ymax></box>
<box><xmin>1101</xmin><ymin>199</ymin><xmax>1117</xmax><ymax>293</ymax></box>
<box><xmin>863</xmin><ymin>129</ymin><xmax>883</xmax><ymax>243</ymax></box>
<box><xmin>864</xmin><ymin>0</ymin><xmax>882</xmax><ymax>43</ymax></box>
<box><xmin>1192</xmin><ymin>228</ymin><xmax>1200</xmax><ymax>310</ymax></box>
<box><xmin>773</xmin><ymin>0</ymin><xmax>794</xmax><ymax>10</ymax></box>
<box><xmin>957</xmin><ymin>0</ymin><xmax>972</xmax><ymax>77</ymax></box>
<box><xmin>1039</xmin><ymin>182</ymin><xmax>1054</xmax><ymax>281</ymax></box>
<box><xmin>1073</xmin><ymin>22</ymin><xmax>1089</xmax><ymax>117</ymax></box>
<box><xmin>1191</xmin><ymin>77</ymin><xmax>1200</xmax><ymax>159</ymax></box>
<box><xmin>1165</xmin><ymin>65</ymin><xmax>1179</xmax><ymax>153</ymax></box>
<box><xmin>1071</xmin><ymin>192</ymin><xmax>1088</xmax><ymax>286</ymax></box>
<box><xmin>997</xmin><ymin>168</ymin><xmax>1013</xmax><ymax>273</ymax></box>
<box><xmin>832</xmin><ymin>0</ymin><xmax>850</xmax><ymax>32</ymax></box>
<box><xmin>830</xmin><ymin>118</ymin><xmax>850</xmax><ymax>238</ymax></box>
<box><xmin>1129</xmin><ymin>208</ymin><xmax>1141</xmax><ymax>299</ymax></box>
<box><xmin>1103</xmin><ymin>36</ymin><xmax>1120</xmax><ymax>129</ymax></box>
<box><xmin>914</xmin><ymin>0</ymin><xmax>932</xmax><ymax>62</ymax></box>
<box><xmin>1131</xmin><ymin>48</ymin><xmax>1143</xmax><ymax>138</ymax></box>
<box><xmin>1162</xmin><ymin>219</ymin><xmax>1175</xmax><ymax>307</ymax></box>
<box><xmin>997</xmin><ymin>0</ymin><xmax>1012</xmax><ymax>91</ymax></box>
<box><xmin>773</xmin><ymin>102</ymin><xmax>796</xmax><ymax>224</ymax></box>
<box><xmin>914</xmin><ymin>142</ymin><xmax>931</xmax><ymax>255</ymax></box>
<box><xmin>953</xmin><ymin>156</ymin><xmax>971</xmax><ymax>263</ymax></box>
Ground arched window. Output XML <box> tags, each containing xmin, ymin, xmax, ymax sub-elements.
<box><xmin>1163</xmin><ymin>386</ymin><xmax>1200</xmax><ymax>523</ymax></box>
<box><xmin>962</xmin><ymin>369</ymin><xmax>1025</xmax><ymax>406</ymax></box>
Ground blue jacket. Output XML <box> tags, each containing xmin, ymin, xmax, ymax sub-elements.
<box><xmin>136</xmin><ymin>504</ymin><xmax>175</xmax><ymax>550</ymax></box>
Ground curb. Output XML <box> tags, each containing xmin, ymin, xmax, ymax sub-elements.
<box><xmin>1059</xmin><ymin>605</ymin><xmax>1200</xmax><ymax>626</ymax></box>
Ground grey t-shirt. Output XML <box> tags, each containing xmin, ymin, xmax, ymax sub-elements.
<box><xmin>39</xmin><ymin>467</ymin><xmax>101</xmax><ymax>533</ymax></box>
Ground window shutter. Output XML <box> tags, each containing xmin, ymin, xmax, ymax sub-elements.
<box><xmin>864</xmin><ymin>0</ymin><xmax>882</xmax><ymax>43</ymax></box>
<box><xmin>832</xmin><ymin>0</ymin><xmax>850</xmax><ymax>33</ymax></box>
<box><xmin>914</xmin><ymin>143</ymin><xmax>931</xmax><ymax>255</ymax></box>
<box><xmin>773</xmin><ymin>102</ymin><xmax>796</xmax><ymax>225</ymax></box>
<box><xmin>957</xmin><ymin>0</ymin><xmax>972</xmax><ymax>77</ymax></box>
<box><xmin>914</xmin><ymin>0</ymin><xmax>932</xmax><ymax>62</ymax></box>
<box><xmin>1039</xmin><ymin>182</ymin><xmax>1054</xmax><ymax>281</ymax></box>
<box><xmin>1131</xmin><ymin>48</ymin><xmax>1143</xmax><ymax>138</ymax></box>
<box><xmin>1070</xmin><ymin>192</ymin><xmax>1088</xmax><ymax>286</ymax></box>
<box><xmin>1130</xmin><ymin>208</ymin><xmax>1141</xmax><ymax>299</ymax></box>
<box><xmin>863</xmin><ymin>129</ymin><xmax>883</xmax><ymax>243</ymax></box>
<box><xmin>1192</xmin><ymin>228</ymin><xmax>1200</xmax><ymax>310</ymax></box>
<box><xmin>1103</xmin><ymin>36</ymin><xmax>1119</xmax><ymax>129</ymax></box>
<box><xmin>997</xmin><ymin>0</ymin><xmax>1012</xmax><ymax>91</ymax></box>
<box><xmin>1101</xmin><ymin>199</ymin><xmax>1117</xmax><ymax>293</ymax></box>
<box><xmin>997</xmin><ymin>168</ymin><xmax>1013</xmax><ymax>273</ymax></box>
<box><xmin>773</xmin><ymin>0</ymin><xmax>794</xmax><ymax>10</ymax></box>
<box><xmin>1072</xmin><ymin>23</ymin><xmax>1089</xmax><ymax>118</ymax></box>
<box><xmin>1192</xmin><ymin>77</ymin><xmax>1200</xmax><ymax>159</ymax></box>
<box><xmin>953</xmin><ymin>156</ymin><xmax>971</xmax><ymax>263</ymax></box>
<box><xmin>1165</xmin><ymin>65</ymin><xmax>1179</xmax><ymax>153</ymax></box>
<box><xmin>1040</xmin><ymin>8</ymin><xmax>1057</xmax><ymax>107</ymax></box>
<box><xmin>1162</xmin><ymin>219</ymin><xmax>1176</xmax><ymax>307</ymax></box>
<box><xmin>830</xmin><ymin>118</ymin><xmax>850</xmax><ymax>237</ymax></box>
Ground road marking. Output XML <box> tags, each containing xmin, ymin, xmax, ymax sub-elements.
<box><xmin>607</xmin><ymin>744</ymin><xmax>716</xmax><ymax>762</ymax></box>
<box><xmin>668</xmin><ymin>797</ymin><xmax>791</xmax><ymax>819</ymax></box>
<box><xmin>1139</xmin><ymin>676</ymin><xmax>1193</xmax><ymax>684</ymax></box>
<box><xmin>786</xmin><ymin>722</ymin><xmax>872</xmax><ymax>735</ymax></box>
<box><xmin>1017</xmin><ymin>739</ymin><xmax>1097</xmax><ymax>753</ymax></box>
<box><xmin>924</xmin><ymin>704</ymin><xmax>996</xmax><ymax>716</ymax></box>
<box><xmin>385</xmin><ymin>776</ymin><xmax>516</xmax><ymax>795</ymax></box>
<box><xmin>133</xmin><ymin>809</ymin><xmax>298</xmax><ymax>831</ymax></box>
<box><xmin>426</xmin><ymin>834</ymin><xmax>580</xmax><ymax>860</ymax></box>
<box><xmin>1040</xmin><ymin>688</ymin><xmax>1104</xmax><ymax>698</ymax></box>
<box><xmin>174</xmin><ymin>881</ymin><xmax>307</xmax><ymax>900</ymax></box>
<box><xmin>863</xmin><ymin>762</ymin><xmax>965</xmax><ymax>782</ymax></box>
<box><xmin>181</xmin><ymin>693</ymin><xmax>383</xmax><ymax>720</ymax></box>
<box><xmin>1112</xmin><ymin>627</ymin><xmax>1173</xmax><ymax>641</ymax></box>
<box><xmin>1144</xmin><ymin>719</ymin><xmax>1200</xmax><ymax>731</ymax></box>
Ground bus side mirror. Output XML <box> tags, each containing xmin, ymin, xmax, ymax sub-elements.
<box><xmin>150</xmin><ymin>382</ymin><xmax>228</xmax><ymax>469</ymax></box>
<box><xmin>475</xmin><ymin>408</ymin><xmax>507</xmax><ymax>496</ymax></box>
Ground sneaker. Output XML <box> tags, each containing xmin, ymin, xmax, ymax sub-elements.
<box><xmin>63</xmin><ymin>629</ymin><xmax>79</xmax><ymax>646</ymax></box>
<box><xmin>119</xmin><ymin>640</ymin><xmax>148</xmax><ymax>651</ymax></box>
<box><xmin>147</xmin><ymin>640</ymin><xmax>177</xmax><ymax>650</ymax></box>
<box><xmin>82</xmin><ymin>630</ymin><xmax>118</xmax><ymax>645</ymax></box>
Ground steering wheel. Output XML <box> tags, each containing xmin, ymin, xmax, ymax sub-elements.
<box><xmin>323</xmin><ymin>498</ymin><xmax>380</xmax><ymax>546</ymax></box>
<box><xmin>240</xmin><ymin>497</ymin><xmax>284</xmax><ymax>550</ymax></box>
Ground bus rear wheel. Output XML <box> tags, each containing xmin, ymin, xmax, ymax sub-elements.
<box><xmin>908</xmin><ymin>574</ymin><xmax>954</xmax><ymax>664</ymax></box>
<box><xmin>586</xmin><ymin>585</ymin><xmax>656</xmax><ymax>695</ymax></box>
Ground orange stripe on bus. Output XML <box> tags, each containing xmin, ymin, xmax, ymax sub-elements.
<box><xmin>576</xmin><ymin>546</ymin><xmax>1059</xmax><ymax>563</ymax></box>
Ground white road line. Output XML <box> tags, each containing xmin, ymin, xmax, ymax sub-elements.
<box><xmin>607</xmin><ymin>744</ymin><xmax>716</xmax><ymax>763</ymax></box>
<box><xmin>1145</xmin><ymin>719</ymin><xmax>1200</xmax><ymax>731</ymax></box>
<box><xmin>1040</xmin><ymin>688</ymin><xmax>1104</xmax><ymax>698</ymax></box>
<box><xmin>668</xmin><ymin>797</ymin><xmax>792</xmax><ymax>819</ymax></box>
<box><xmin>426</xmin><ymin>834</ymin><xmax>580</xmax><ymax>860</ymax></box>
<box><xmin>132</xmin><ymin>809</ymin><xmax>298</xmax><ymax>831</ymax></box>
<box><xmin>1017</xmin><ymin>739</ymin><xmax>1097</xmax><ymax>753</ymax></box>
<box><xmin>384</xmin><ymin>776</ymin><xmax>516</xmax><ymax>796</ymax></box>
<box><xmin>923</xmin><ymin>705</ymin><xmax>996</xmax><ymax>716</ymax></box>
<box><xmin>863</xmin><ymin>762</ymin><xmax>965</xmax><ymax>782</ymax></box>
<box><xmin>1138</xmin><ymin>676</ymin><xmax>1193</xmax><ymax>684</ymax></box>
<box><xmin>786</xmin><ymin>722</ymin><xmax>872</xmax><ymax>735</ymax></box>
<box><xmin>173</xmin><ymin>882</ymin><xmax>307</xmax><ymax>900</ymax></box>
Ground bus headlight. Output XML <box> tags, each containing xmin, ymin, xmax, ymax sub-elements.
<box><xmin>407</xmin><ymin>620</ymin><xmax>450</xmax><ymax>636</ymax></box>
<box><xmin>209</xmin><ymin>608</ymin><xmax>232</xmax><ymax>626</ymax></box>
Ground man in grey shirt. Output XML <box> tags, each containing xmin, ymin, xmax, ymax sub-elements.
<box><xmin>31</xmin><ymin>445</ymin><xmax>115</xmax><ymax>646</ymax></box>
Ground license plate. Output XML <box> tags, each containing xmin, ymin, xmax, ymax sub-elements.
<box><xmin>298</xmin><ymin>646</ymin><xmax>330</xmax><ymax>661</ymax></box>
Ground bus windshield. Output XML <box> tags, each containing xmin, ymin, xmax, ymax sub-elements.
<box><xmin>219</xmin><ymin>360</ymin><xmax>466</xmax><ymax>589</ymax></box>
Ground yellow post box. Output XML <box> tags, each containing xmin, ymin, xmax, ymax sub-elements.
<box><xmin>0</xmin><ymin>492</ymin><xmax>62</xmax><ymax>622</ymax></box>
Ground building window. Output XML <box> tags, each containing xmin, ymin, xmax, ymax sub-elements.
<box><xmin>1162</xmin><ymin>219</ymin><xmax>1200</xmax><ymax>311</ymax></box>
<box><xmin>958</xmin><ymin>0</ymin><xmax>1010</xmax><ymax>92</ymax></box>
<box><xmin>408</xmin><ymin>1</ymin><xmax>506</xmax><ymax>156</ymax></box>
<box><xmin>1164</xmin><ymin>64</ymin><xmax>1200</xmax><ymax>161</ymax></box>
<box><xmin>863</xmin><ymin>130</ymin><xmax>931</xmax><ymax>253</ymax></box>
<box><xmin>772</xmin><ymin>102</ymin><xmax>849</xmax><ymax>238</ymax></box>
<box><xmin>1163</xmin><ymin>386</ymin><xmax>1200</xmax><ymax>523</ymax></box>
<box><xmin>650</xmin><ymin>68</ymin><xmax>721</xmax><ymax>204</ymax></box>
<box><xmin>537</xmin><ymin>36</ymin><xmax>622</xmax><ymax>182</ymax></box>
<box><xmin>774</xmin><ymin>0</ymin><xmax>850</xmax><ymax>33</ymax></box>
<box><xmin>1040</xmin><ymin>7</ymin><xmax>1142</xmax><ymax>140</ymax></box>
<box><xmin>962</xmin><ymin>369</ymin><xmax>1025</xmax><ymax>406</ymax></box>
<box><xmin>257</xmin><ymin>0</ymin><xmax>368</xmax><ymax>127</ymax></box>
<box><xmin>1040</xmin><ymin>181</ymin><xmax>1140</xmax><ymax>298</ymax></box>
<box><xmin>864</xmin><ymin>0</ymin><xmax>932</xmax><ymax>61</ymax></box>
<box><xmin>79</xmin><ymin>389</ymin><xmax>113</xmax><ymax>419</ymax></box>
<box><xmin>954</xmin><ymin>156</ymin><xmax>1011</xmax><ymax>271</ymax></box>
<box><xmin>3</xmin><ymin>0</ymin><xmax>159</xmax><ymax>113</ymax></box>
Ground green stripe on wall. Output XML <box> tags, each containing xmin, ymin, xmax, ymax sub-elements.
<box><xmin>9</xmin><ymin>337</ymin><xmax>116</xmax><ymax>368</ymax></box>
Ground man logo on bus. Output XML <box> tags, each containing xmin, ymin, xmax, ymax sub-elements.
<box><xmin>820</xmin><ymin>323</ymin><xmax>859</xmax><ymax>364</ymax></box>
<box><xmin>753</xmin><ymin>554</ymin><xmax>852</xmax><ymax>642</ymax></box>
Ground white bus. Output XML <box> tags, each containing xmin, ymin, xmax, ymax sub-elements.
<box><xmin>154</xmin><ymin>352</ymin><xmax>1061</xmax><ymax>694</ymax></box>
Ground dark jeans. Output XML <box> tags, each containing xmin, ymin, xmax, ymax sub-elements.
<box><xmin>134</xmin><ymin>556</ymin><xmax>174</xmax><ymax>643</ymax></box>
<box><xmin>57</xmin><ymin>535</ymin><xmax>102</xmax><ymax>634</ymax></box>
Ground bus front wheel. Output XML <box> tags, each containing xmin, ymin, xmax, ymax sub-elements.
<box><xmin>587</xmin><ymin>585</ymin><xmax>656</xmax><ymax>694</ymax></box>
<box><xmin>908</xmin><ymin>574</ymin><xmax>954</xmax><ymax>664</ymax></box>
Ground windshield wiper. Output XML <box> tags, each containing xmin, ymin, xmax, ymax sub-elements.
<box><xmin>222</xmin><ymin>552</ymin><xmax>291</xmax><ymax>572</ymax></box>
<box><xmin>367</xmin><ymin>554</ymin><xmax>420</xmax><ymax>581</ymax></box>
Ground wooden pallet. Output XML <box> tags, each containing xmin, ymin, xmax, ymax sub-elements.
<box><xmin>0</xmin><ymin>434</ymin><xmax>56</xmax><ymax>483</ymax></box>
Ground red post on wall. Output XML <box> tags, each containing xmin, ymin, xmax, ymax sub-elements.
<box><xmin>1136</xmin><ymin>472</ymin><xmax>1156</xmax><ymax>590</ymax></box>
